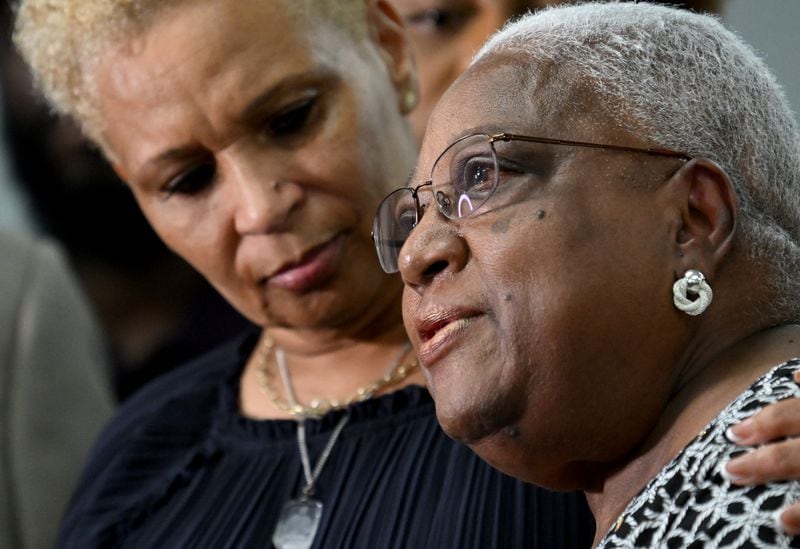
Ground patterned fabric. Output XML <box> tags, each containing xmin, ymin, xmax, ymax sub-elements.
<box><xmin>599</xmin><ymin>360</ymin><xmax>800</xmax><ymax>548</ymax></box>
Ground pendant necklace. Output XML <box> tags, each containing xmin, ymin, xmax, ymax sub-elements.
<box><xmin>268</xmin><ymin>338</ymin><xmax>417</xmax><ymax>549</ymax></box>
<box><xmin>270</xmin><ymin>346</ymin><xmax>348</xmax><ymax>549</ymax></box>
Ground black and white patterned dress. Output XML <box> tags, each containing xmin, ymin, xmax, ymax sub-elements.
<box><xmin>599</xmin><ymin>360</ymin><xmax>800</xmax><ymax>548</ymax></box>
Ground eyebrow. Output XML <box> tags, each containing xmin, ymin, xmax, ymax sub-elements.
<box><xmin>239</xmin><ymin>71</ymin><xmax>330</xmax><ymax>120</ymax></box>
<box><xmin>133</xmin><ymin>148</ymin><xmax>203</xmax><ymax>187</ymax></box>
<box><xmin>133</xmin><ymin>68</ymin><xmax>338</xmax><ymax>183</ymax></box>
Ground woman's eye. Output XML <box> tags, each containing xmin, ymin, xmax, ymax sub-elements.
<box><xmin>396</xmin><ymin>205</ymin><xmax>418</xmax><ymax>232</ymax></box>
<box><xmin>455</xmin><ymin>156</ymin><xmax>496</xmax><ymax>194</ymax></box>
<box><xmin>405</xmin><ymin>5</ymin><xmax>475</xmax><ymax>36</ymax></box>
<box><xmin>162</xmin><ymin>161</ymin><xmax>216</xmax><ymax>198</ymax></box>
<box><xmin>266</xmin><ymin>97</ymin><xmax>317</xmax><ymax>138</ymax></box>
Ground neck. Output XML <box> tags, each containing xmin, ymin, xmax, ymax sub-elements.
<box><xmin>587</xmin><ymin>323</ymin><xmax>800</xmax><ymax>543</ymax></box>
<box><xmin>240</xmin><ymin>314</ymin><xmax>424</xmax><ymax>420</ymax></box>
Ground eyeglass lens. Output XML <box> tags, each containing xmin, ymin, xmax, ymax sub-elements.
<box><xmin>432</xmin><ymin>134</ymin><xmax>498</xmax><ymax>219</ymax></box>
<box><xmin>373</xmin><ymin>131</ymin><xmax>692</xmax><ymax>274</ymax></box>
<box><xmin>373</xmin><ymin>134</ymin><xmax>498</xmax><ymax>273</ymax></box>
<box><xmin>372</xmin><ymin>187</ymin><xmax>419</xmax><ymax>273</ymax></box>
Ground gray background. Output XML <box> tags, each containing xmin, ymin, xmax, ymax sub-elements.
<box><xmin>723</xmin><ymin>0</ymin><xmax>800</xmax><ymax>116</ymax></box>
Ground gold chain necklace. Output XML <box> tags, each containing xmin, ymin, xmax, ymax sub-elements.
<box><xmin>254</xmin><ymin>334</ymin><xmax>418</xmax><ymax>418</ymax></box>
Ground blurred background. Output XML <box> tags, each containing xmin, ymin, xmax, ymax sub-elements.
<box><xmin>725</xmin><ymin>0</ymin><xmax>800</xmax><ymax>117</ymax></box>
<box><xmin>0</xmin><ymin>0</ymin><xmax>797</xmax><ymax>402</ymax></box>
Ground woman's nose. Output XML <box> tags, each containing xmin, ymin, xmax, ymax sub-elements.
<box><xmin>228</xmin><ymin>157</ymin><xmax>304</xmax><ymax>235</ymax></box>
<box><xmin>398</xmin><ymin>211</ymin><xmax>469</xmax><ymax>290</ymax></box>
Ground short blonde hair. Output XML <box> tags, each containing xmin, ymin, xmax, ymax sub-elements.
<box><xmin>13</xmin><ymin>0</ymin><xmax>368</xmax><ymax>150</ymax></box>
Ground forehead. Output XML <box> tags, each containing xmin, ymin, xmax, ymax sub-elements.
<box><xmin>93</xmin><ymin>0</ymin><xmax>359</xmax><ymax>163</ymax></box>
<box><xmin>422</xmin><ymin>54</ymin><xmax>606</xmax><ymax>160</ymax></box>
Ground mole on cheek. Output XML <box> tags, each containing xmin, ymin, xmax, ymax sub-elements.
<box><xmin>536</xmin><ymin>210</ymin><xmax>546</xmax><ymax>220</ymax></box>
<box><xmin>504</xmin><ymin>293</ymin><xmax>513</xmax><ymax>302</ymax></box>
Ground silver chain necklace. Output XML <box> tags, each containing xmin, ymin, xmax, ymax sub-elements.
<box><xmin>271</xmin><ymin>343</ymin><xmax>410</xmax><ymax>549</ymax></box>
<box><xmin>271</xmin><ymin>346</ymin><xmax>348</xmax><ymax>549</ymax></box>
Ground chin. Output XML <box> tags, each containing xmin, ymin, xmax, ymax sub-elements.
<box><xmin>435</xmin><ymin>408</ymin><xmax>500</xmax><ymax>445</ymax></box>
<box><xmin>432</xmin><ymin>388</ymin><xmax>526</xmax><ymax>445</ymax></box>
<box><xmin>467</xmin><ymin>434</ymin><xmax>591</xmax><ymax>492</ymax></box>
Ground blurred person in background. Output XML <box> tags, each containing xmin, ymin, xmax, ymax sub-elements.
<box><xmin>0</xmin><ymin>230</ymin><xmax>113</xmax><ymax>549</ymax></box>
<box><xmin>391</xmin><ymin>0</ymin><xmax>721</xmax><ymax>143</ymax></box>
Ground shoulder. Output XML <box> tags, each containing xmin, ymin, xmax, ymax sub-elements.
<box><xmin>602</xmin><ymin>360</ymin><xmax>800</xmax><ymax>547</ymax></box>
<box><xmin>0</xmin><ymin>231</ymin><xmax>70</xmax><ymax>326</ymax></box>
<box><xmin>0</xmin><ymin>230</ymin><xmax>78</xmax><ymax>290</ymax></box>
<box><xmin>94</xmin><ymin>332</ymin><xmax>252</xmax><ymax>451</ymax></box>
<box><xmin>60</xmin><ymin>332</ymin><xmax>255</xmax><ymax>543</ymax></box>
<box><xmin>0</xmin><ymin>232</ymin><xmax>114</xmax><ymax>549</ymax></box>
<box><xmin>0</xmin><ymin>232</ymin><xmax>107</xmax><ymax>365</ymax></box>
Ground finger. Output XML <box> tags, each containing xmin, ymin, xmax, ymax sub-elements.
<box><xmin>775</xmin><ymin>505</ymin><xmax>800</xmax><ymax>536</ymax></box>
<box><xmin>727</xmin><ymin>398</ymin><xmax>800</xmax><ymax>446</ymax></box>
<box><xmin>724</xmin><ymin>439</ymin><xmax>800</xmax><ymax>484</ymax></box>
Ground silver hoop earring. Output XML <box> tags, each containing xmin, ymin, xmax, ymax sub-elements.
<box><xmin>672</xmin><ymin>269</ymin><xmax>713</xmax><ymax>316</ymax></box>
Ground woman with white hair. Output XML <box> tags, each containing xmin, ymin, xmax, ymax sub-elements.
<box><xmin>383</xmin><ymin>2</ymin><xmax>800</xmax><ymax>545</ymax></box>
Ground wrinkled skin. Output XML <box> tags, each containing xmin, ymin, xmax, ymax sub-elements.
<box><xmin>93</xmin><ymin>0</ymin><xmax>418</xmax><ymax>339</ymax></box>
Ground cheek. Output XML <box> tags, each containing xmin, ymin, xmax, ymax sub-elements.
<box><xmin>401</xmin><ymin>287</ymin><xmax>422</xmax><ymax>347</ymax></box>
<box><xmin>134</xmin><ymin>191</ymin><xmax>232</xmax><ymax>278</ymax></box>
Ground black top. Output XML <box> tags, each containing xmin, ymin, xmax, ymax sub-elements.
<box><xmin>59</xmin><ymin>331</ymin><xmax>594</xmax><ymax>548</ymax></box>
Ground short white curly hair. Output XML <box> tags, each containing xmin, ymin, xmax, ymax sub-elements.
<box><xmin>475</xmin><ymin>1</ymin><xmax>800</xmax><ymax>320</ymax></box>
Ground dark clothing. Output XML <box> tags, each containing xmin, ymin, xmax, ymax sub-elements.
<box><xmin>60</xmin><ymin>331</ymin><xmax>594</xmax><ymax>548</ymax></box>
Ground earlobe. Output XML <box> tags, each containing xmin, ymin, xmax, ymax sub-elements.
<box><xmin>672</xmin><ymin>157</ymin><xmax>738</xmax><ymax>278</ymax></box>
<box><xmin>366</xmin><ymin>0</ymin><xmax>419</xmax><ymax>113</ymax></box>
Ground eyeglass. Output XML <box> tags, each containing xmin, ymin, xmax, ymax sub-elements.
<box><xmin>373</xmin><ymin>132</ymin><xmax>692</xmax><ymax>274</ymax></box>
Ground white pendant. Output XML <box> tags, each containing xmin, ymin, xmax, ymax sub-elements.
<box><xmin>272</xmin><ymin>498</ymin><xmax>323</xmax><ymax>549</ymax></box>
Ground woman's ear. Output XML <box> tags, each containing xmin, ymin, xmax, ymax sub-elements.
<box><xmin>672</xmin><ymin>157</ymin><xmax>738</xmax><ymax>279</ymax></box>
<box><xmin>366</xmin><ymin>0</ymin><xmax>419</xmax><ymax>113</ymax></box>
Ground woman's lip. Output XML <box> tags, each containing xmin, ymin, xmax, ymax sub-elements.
<box><xmin>267</xmin><ymin>234</ymin><xmax>345</xmax><ymax>292</ymax></box>
<box><xmin>417</xmin><ymin>314</ymin><xmax>481</xmax><ymax>368</ymax></box>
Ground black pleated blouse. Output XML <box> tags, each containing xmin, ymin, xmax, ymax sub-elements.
<box><xmin>59</xmin><ymin>331</ymin><xmax>594</xmax><ymax>548</ymax></box>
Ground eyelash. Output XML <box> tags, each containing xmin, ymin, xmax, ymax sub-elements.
<box><xmin>161</xmin><ymin>160</ymin><xmax>216</xmax><ymax>198</ymax></box>
<box><xmin>405</xmin><ymin>5</ymin><xmax>476</xmax><ymax>35</ymax></box>
<box><xmin>159</xmin><ymin>94</ymin><xmax>321</xmax><ymax>198</ymax></box>
<box><xmin>264</xmin><ymin>95</ymin><xmax>318</xmax><ymax>139</ymax></box>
